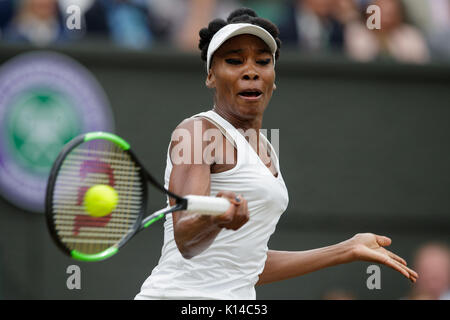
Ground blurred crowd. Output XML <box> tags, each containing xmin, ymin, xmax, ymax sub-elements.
<box><xmin>0</xmin><ymin>0</ymin><xmax>449</xmax><ymax>64</ymax></box>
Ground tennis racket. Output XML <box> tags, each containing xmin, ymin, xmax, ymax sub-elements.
<box><xmin>45</xmin><ymin>132</ymin><xmax>230</xmax><ymax>262</ymax></box>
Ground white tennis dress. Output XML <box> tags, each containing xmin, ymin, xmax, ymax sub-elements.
<box><xmin>135</xmin><ymin>110</ymin><xmax>289</xmax><ymax>300</ymax></box>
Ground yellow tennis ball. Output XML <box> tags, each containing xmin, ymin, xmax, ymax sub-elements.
<box><xmin>83</xmin><ymin>184</ymin><xmax>118</xmax><ymax>217</ymax></box>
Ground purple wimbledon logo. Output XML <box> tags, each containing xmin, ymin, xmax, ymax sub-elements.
<box><xmin>0</xmin><ymin>51</ymin><xmax>114</xmax><ymax>213</ymax></box>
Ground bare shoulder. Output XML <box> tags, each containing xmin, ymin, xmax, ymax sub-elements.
<box><xmin>169</xmin><ymin>116</ymin><xmax>222</xmax><ymax>166</ymax></box>
<box><xmin>170</xmin><ymin>116</ymin><xmax>224</xmax><ymax>151</ymax></box>
<box><xmin>173</xmin><ymin>116</ymin><xmax>217</xmax><ymax>133</ymax></box>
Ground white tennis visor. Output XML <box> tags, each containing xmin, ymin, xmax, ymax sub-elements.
<box><xmin>206</xmin><ymin>23</ymin><xmax>277</xmax><ymax>72</ymax></box>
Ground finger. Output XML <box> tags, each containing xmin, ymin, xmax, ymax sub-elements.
<box><xmin>216</xmin><ymin>191</ymin><xmax>240</xmax><ymax>205</ymax></box>
<box><xmin>375</xmin><ymin>235</ymin><xmax>392</xmax><ymax>247</ymax></box>
<box><xmin>405</xmin><ymin>266</ymin><xmax>419</xmax><ymax>279</ymax></box>
<box><xmin>390</xmin><ymin>258</ymin><xmax>419</xmax><ymax>280</ymax></box>
<box><xmin>216</xmin><ymin>191</ymin><xmax>235</xmax><ymax>198</ymax></box>
<box><xmin>382</xmin><ymin>248</ymin><xmax>407</xmax><ymax>266</ymax></box>
<box><xmin>238</xmin><ymin>196</ymin><xmax>248</xmax><ymax>218</ymax></box>
<box><xmin>215</xmin><ymin>213</ymin><xmax>232</xmax><ymax>226</ymax></box>
<box><xmin>227</xmin><ymin>198</ymin><xmax>249</xmax><ymax>230</ymax></box>
<box><xmin>229</xmin><ymin>202</ymin><xmax>249</xmax><ymax>230</ymax></box>
<box><xmin>240</xmin><ymin>198</ymin><xmax>250</xmax><ymax>224</ymax></box>
<box><xmin>243</xmin><ymin>198</ymin><xmax>249</xmax><ymax>220</ymax></box>
<box><xmin>214</xmin><ymin>203</ymin><xmax>238</xmax><ymax>225</ymax></box>
<box><xmin>394</xmin><ymin>259</ymin><xmax>418</xmax><ymax>279</ymax></box>
<box><xmin>367</xmin><ymin>249</ymin><xmax>411</xmax><ymax>279</ymax></box>
<box><xmin>217</xmin><ymin>204</ymin><xmax>241</xmax><ymax>229</ymax></box>
<box><xmin>385</xmin><ymin>259</ymin><xmax>411</xmax><ymax>279</ymax></box>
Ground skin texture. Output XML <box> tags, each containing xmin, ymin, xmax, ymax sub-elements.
<box><xmin>168</xmin><ymin>33</ymin><xmax>418</xmax><ymax>284</ymax></box>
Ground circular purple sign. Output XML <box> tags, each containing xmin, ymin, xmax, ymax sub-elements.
<box><xmin>0</xmin><ymin>51</ymin><xmax>115</xmax><ymax>213</ymax></box>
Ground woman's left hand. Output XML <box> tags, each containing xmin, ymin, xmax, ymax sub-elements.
<box><xmin>347</xmin><ymin>233</ymin><xmax>418</xmax><ymax>282</ymax></box>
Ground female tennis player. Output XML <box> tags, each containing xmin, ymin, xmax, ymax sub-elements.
<box><xmin>135</xmin><ymin>8</ymin><xmax>418</xmax><ymax>300</ymax></box>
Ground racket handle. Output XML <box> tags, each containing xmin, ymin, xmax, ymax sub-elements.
<box><xmin>184</xmin><ymin>195</ymin><xmax>231</xmax><ymax>216</ymax></box>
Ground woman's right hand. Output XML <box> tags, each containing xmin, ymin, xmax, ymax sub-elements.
<box><xmin>212</xmin><ymin>191</ymin><xmax>249</xmax><ymax>231</ymax></box>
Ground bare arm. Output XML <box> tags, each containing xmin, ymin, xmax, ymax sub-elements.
<box><xmin>168</xmin><ymin>118</ymin><xmax>249</xmax><ymax>259</ymax></box>
<box><xmin>257</xmin><ymin>244</ymin><xmax>352</xmax><ymax>286</ymax></box>
<box><xmin>257</xmin><ymin>233</ymin><xmax>418</xmax><ymax>285</ymax></box>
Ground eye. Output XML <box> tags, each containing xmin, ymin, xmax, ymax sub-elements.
<box><xmin>257</xmin><ymin>59</ymin><xmax>271</xmax><ymax>65</ymax></box>
<box><xmin>225</xmin><ymin>58</ymin><xmax>242</xmax><ymax>65</ymax></box>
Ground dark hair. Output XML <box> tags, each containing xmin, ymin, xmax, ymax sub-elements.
<box><xmin>198</xmin><ymin>8</ymin><xmax>281</xmax><ymax>67</ymax></box>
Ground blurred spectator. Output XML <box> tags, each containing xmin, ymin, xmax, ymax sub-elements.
<box><xmin>58</xmin><ymin>0</ymin><xmax>109</xmax><ymax>38</ymax></box>
<box><xmin>345</xmin><ymin>0</ymin><xmax>430</xmax><ymax>64</ymax></box>
<box><xmin>1</xmin><ymin>0</ymin><xmax>109</xmax><ymax>45</ymax></box>
<box><xmin>147</xmin><ymin>0</ymin><xmax>287</xmax><ymax>51</ymax></box>
<box><xmin>1</xmin><ymin>0</ymin><xmax>442</xmax><ymax>61</ymax></box>
<box><xmin>147</xmin><ymin>0</ymin><xmax>241</xmax><ymax>51</ymax></box>
<box><xmin>402</xmin><ymin>0</ymin><xmax>450</xmax><ymax>60</ymax></box>
<box><xmin>406</xmin><ymin>242</ymin><xmax>450</xmax><ymax>300</ymax></box>
<box><xmin>240</xmin><ymin>0</ymin><xmax>289</xmax><ymax>26</ymax></box>
<box><xmin>278</xmin><ymin>0</ymin><xmax>356</xmax><ymax>52</ymax></box>
<box><xmin>332</xmin><ymin>0</ymin><xmax>361</xmax><ymax>25</ymax></box>
<box><xmin>322</xmin><ymin>288</ymin><xmax>356</xmax><ymax>300</ymax></box>
<box><xmin>98</xmin><ymin>0</ymin><xmax>153</xmax><ymax>49</ymax></box>
<box><xmin>1</xmin><ymin>0</ymin><xmax>159</xmax><ymax>49</ymax></box>
<box><xmin>3</xmin><ymin>0</ymin><xmax>66</xmax><ymax>46</ymax></box>
<box><xmin>0</xmin><ymin>0</ymin><xmax>15</xmax><ymax>35</ymax></box>
<box><xmin>171</xmin><ymin>0</ymin><xmax>220</xmax><ymax>51</ymax></box>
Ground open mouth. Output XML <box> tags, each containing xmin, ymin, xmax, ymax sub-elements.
<box><xmin>238</xmin><ymin>89</ymin><xmax>262</xmax><ymax>98</ymax></box>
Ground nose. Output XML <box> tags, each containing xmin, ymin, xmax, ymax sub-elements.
<box><xmin>242</xmin><ymin>64</ymin><xmax>259</xmax><ymax>81</ymax></box>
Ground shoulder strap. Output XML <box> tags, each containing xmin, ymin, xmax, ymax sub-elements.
<box><xmin>192</xmin><ymin>111</ymin><xmax>237</xmax><ymax>148</ymax></box>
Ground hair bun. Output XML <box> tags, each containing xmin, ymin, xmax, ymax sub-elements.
<box><xmin>199</xmin><ymin>7</ymin><xmax>281</xmax><ymax>63</ymax></box>
<box><xmin>227</xmin><ymin>8</ymin><xmax>258</xmax><ymax>23</ymax></box>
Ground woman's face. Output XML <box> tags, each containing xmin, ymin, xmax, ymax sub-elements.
<box><xmin>206</xmin><ymin>34</ymin><xmax>276</xmax><ymax>120</ymax></box>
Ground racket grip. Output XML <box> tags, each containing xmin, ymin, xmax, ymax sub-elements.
<box><xmin>184</xmin><ymin>195</ymin><xmax>231</xmax><ymax>216</ymax></box>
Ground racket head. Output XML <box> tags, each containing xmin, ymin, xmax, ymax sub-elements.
<box><xmin>45</xmin><ymin>132</ymin><xmax>148</xmax><ymax>262</ymax></box>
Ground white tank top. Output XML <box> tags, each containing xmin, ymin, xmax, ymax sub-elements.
<box><xmin>135</xmin><ymin>110</ymin><xmax>289</xmax><ymax>300</ymax></box>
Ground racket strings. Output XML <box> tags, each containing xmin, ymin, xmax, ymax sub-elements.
<box><xmin>52</xmin><ymin>140</ymin><xmax>143</xmax><ymax>255</ymax></box>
